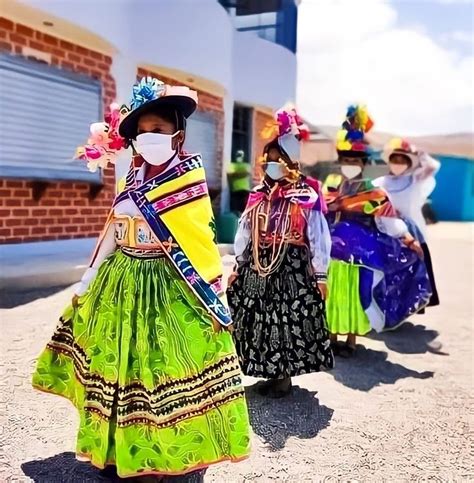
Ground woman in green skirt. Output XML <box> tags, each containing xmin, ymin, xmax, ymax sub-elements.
<box><xmin>32</xmin><ymin>77</ymin><xmax>250</xmax><ymax>480</ymax></box>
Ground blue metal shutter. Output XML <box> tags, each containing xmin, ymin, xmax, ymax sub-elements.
<box><xmin>0</xmin><ymin>54</ymin><xmax>101</xmax><ymax>182</ymax></box>
<box><xmin>184</xmin><ymin>111</ymin><xmax>219</xmax><ymax>188</ymax></box>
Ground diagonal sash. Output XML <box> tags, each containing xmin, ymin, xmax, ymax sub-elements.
<box><xmin>128</xmin><ymin>156</ymin><xmax>232</xmax><ymax>327</ymax></box>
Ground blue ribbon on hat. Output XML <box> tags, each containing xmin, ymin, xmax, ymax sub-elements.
<box><xmin>131</xmin><ymin>76</ymin><xmax>166</xmax><ymax>110</ymax></box>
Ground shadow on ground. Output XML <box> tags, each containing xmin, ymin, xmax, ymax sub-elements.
<box><xmin>22</xmin><ymin>453</ymin><xmax>207</xmax><ymax>482</ymax></box>
<box><xmin>245</xmin><ymin>384</ymin><xmax>333</xmax><ymax>451</ymax></box>
<box><xmin>22</xmin><ymin>452</ymin><xmax>106</xmax><ymax>482</ymax></box>
<box><xmin>0</xmin><ymin>285</ymin><xmax>69</xmax><ymax>309</ymax></box>
<box><xmin>369</xmin><ymin>321</ymin><xmax>449</xmax><ymax>356</ymax></box>
<box><xmin>329</xmin><ymin>346</ymin><xmax>434</xmax><ymax>391</ymax></box>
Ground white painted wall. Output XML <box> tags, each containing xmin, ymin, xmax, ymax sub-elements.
<box><xmin>233</xmin><ymin>31</ymin><xmax>297</xmax><ymax>109</ymax></box>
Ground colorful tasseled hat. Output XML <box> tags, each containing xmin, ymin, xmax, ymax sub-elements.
<box><xmin>336</xmin><ymin>104</ymin><xmax>374</xmax><ymax>158</ymax></box>
<box><xmin>382</xmin><ymin>137</ymin><xmax>420</xmax><ymax>168</ymax></box>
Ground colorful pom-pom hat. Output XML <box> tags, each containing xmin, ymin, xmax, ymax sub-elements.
<box><xmin>336</xmin><ymin>104</ymin><xmax>374</xmax><ymax>159</ymax></box>
<box><xmin>382</xmin><ymin>138</ymin><xmax>420</xmax><ymax>169</ymax></box>
<box><xmin>119</xmin><ymin>76</ymin><xmax>198</xmax><ymax>140</ymax></box>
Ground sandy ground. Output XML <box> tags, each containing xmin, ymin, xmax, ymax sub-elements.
<box><xmin>0</xmin><ymin>222</ymin><xmax>472</xmax><ymax>482</ymax></box>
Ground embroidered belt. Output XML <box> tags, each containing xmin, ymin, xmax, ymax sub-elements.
<box><xmin>121</xmin><ymin>246</ymin><xmax>165</xmax><ymax>259</ymax></box>
<box><xmin>258</xmin><ymin>235</ymin><xmax>306</xmax><ymax>247</ymax></box>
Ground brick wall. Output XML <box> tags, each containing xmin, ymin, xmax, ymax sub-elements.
<box><xmin>252</xmin><ymin>109</ymin><xmax>273</xmax><ymax>183</ymax></box>
<box><xmin>137</xmin><ymin>67</ymin><xmax>225</xmax><ymax>192</ymax></box>
<box><xmin>0</xmin><ymin>17</ymin><xmax>116</xmax><ymax>244</ymax></box>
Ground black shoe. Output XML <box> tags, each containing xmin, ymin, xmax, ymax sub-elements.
<box><xmin>339</xmin><ymin>343</ymin><xmax>356</xmax><ymax>358</ymax></box>
<box><xmin>99</xmin><ymin>465</ymin><xmax>118</xmax><ymax>478</ymax></box>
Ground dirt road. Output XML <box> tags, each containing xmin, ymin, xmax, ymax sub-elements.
<box><xmin>1</xmin><ymin>223</ymin><xmax>472</xmax><ymax>481</ymax></box>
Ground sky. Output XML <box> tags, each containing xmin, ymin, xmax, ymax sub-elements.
<box><xmin>297</xmin><ymin>0</ymin><xmax>474</xmax><ymax>135</ymax></box>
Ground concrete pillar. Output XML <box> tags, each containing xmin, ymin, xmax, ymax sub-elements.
<box><xmin>110</xmin><ymin>53</ymin><xmax>138</xmax><ymax>182</ymax></box>
<box><xmin>220</xmin><ymin>90</ymin><xmax>234</xmax><ymax>214</ymax></box>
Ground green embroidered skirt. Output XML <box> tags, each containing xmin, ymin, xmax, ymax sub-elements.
<box><xmin>326</xmin><ymin>260</ymin><xmax>371</xmax><ymax>336</ymax></box>
<box><xmin>32</xmin><ymin>250</ymin><xmax>250</xmax><ymax>478</ymax></box>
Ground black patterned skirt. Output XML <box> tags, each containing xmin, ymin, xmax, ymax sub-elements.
<box><xmin>227</xmin><ymin>244</ymin><xmax>334</xmax><ymax>379</ymax></box>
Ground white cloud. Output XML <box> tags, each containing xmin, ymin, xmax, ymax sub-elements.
<box><xmin>447</xmin><ymin>30</ymin><xmax>474</xmax><ymax>45</ymax></box>
<box><xmin>297</xmin><ymin>0</ymin><xmax>474</xmax><ymax>135</ymax></box>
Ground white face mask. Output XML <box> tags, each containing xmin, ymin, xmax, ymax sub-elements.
<box><xmin>265</xmin><ymin>161</ymin><xmax>287</xmax><ymax>180</ymax></box>
<box><xmin>341</xmin><ymin>165</ymin><xmax>362</xmax><ymax>179</ymax></box>
<box><xmin>389</xmin><ymin>163</ymin><xmax>409</xmax><ymax>176</ymax></box>
<box><xmin>135</xmin><ymin>132</ymin><xmax>179</xmax><ymax>166</ymax></box>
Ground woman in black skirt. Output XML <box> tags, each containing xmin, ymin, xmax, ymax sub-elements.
<box><xmin>227</xmin><ymin>106</ymin><xmax>334</xmax><ymax>398</ymax></box>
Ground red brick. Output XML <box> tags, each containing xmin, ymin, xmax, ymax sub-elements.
<box><xmin>0</xmin><ymin>30</ymin><xmax>7</xmax><ymax>40</ymax></box>
<box><xmin>47</xmin><ymin>190</ymin><xmax>63</xmax><ymax>198</ymax></box>
<box><xmin>60</xmin><ymin>39</ymin><xmax>74</xmax><ymax>50</ymax></box>
<box><xmin>28</xmin><ymin>39</ymin><xmax>44</xmax><ymax>51</ymax></box>
<box><xmin>6</xmin><ymin>181</ymin><xmax>25</xmax><ymax>188</ymax></box>
<box><xmin>57</xmin><ymin>217</ymin><xmax>70</xmax><ymax>224</ymax></box>
<box><xmin>0</xmin><ymin>209</ymin><xmax>9</xmax><ymax>216</ymax></box>
<box><xmin>16</xmin><ymin>24</ymin><xmax>34</xmax><ymax>37</ymax></box>
<box><xmin>5</xmin><ymin>218</ymin><xmax>22</xmax><ymax>227</ymax></box>
<box><xmin>41</xmin><ymin>199</ymin><xmax>56</xmax><ymax>206</ymax></box>
<box><xmin>13</xmin><ymin>189</ymin><xmax>30</xmax><ymax>197</ymax></box>
<box><xmin>5</xmin><ymin>199</ymin><xmax>21</xmax><ymax>207</ymax></box>
<box><xmin>30</xmin><ymin>209</ymin><xmax>47</xmax><ymax>216</ymax></box>
<box><xmin>49</xmin><ymin>226</ymin><xmax>63</xmax><ymax>234</ymax></box>
<box><xmin>0</xmin><ymin>41</ymin><xmax>12</xmax><ymax>52</ymax></box>
<box><xmin>12</xmin><ymin>209</ymin><xmax>28</xmax><ymax>216</ymax></box>
<box><xmin>14</xmin><ymin>45</ymin><xmax>22</xmax><ymax>54</ymax></box>
<box><xmin>75</xmin><ymin>45</ymin><xmax>89</xmax><ymax>56</ymax></box>
<box><xmin>90</xmin><ymin>50</ymin><xmax>104</xmax><ymax>61</ymax></box>
<box><xmin>51</xmin><ymin>47</ymin><xmax>65</xmax><ymax>58</ymax></box>
<box><xmin>49</xmin><ymin>208</ymin><xmax>63</xmax><ymax>216</ymax></box>
<box><xmin>0</xmin><ymin>18</ymin><xmax>14</xmax><ymax>30</ymax></box>
<box><xmin>67</xmin><ymin>52</ymin><xmax>81</xmax><ymax>63</ymax></box>
<box><xmin>9</xmin><ymin>33</ymin><xmax>27</xmax><ymax>45</ymax></box>
<box><xmin>0</xmin><ymin>189</ymin><xmax>10</xmax><ymax>196</ymax></box>
<box><xmin>23</xmin><ymin>200</ymin><xmax>39</xmax><ymax>207</ymax></box>
<box><xmin>0</xmin><ymin>228</ymin><xmax>12</xmax><ymax>237</ymax></box>
<box><xmin>31</xmin><ymin>226</ymin><xmax>46</xmax><ymax>235</ymax></box>
<box><xmin>43</xmin><ymin>34</ymin><xmax>58</xmax><ymax>46</ymax></box>
<box><xmin>83</xmin><ymin>58</ymin><xmax>97</xmax><ymax>68</ymax></box>
<box><xmin>65</xmin><ymin>225</ymin><xmax>78</xmax><ymax>233</ymax></box>
<box><xmin>13</xmin><ymin>227</ymin><xmax>29</xmax><ymax>236</ymax></box>
<box><xmin>24</xmin><ymin>218</ymin><xmax>39</xmax><ymax>226</ymax></box>
<box><xmin>65</xmin><ymin>208</ymin><xmax>79</xmax><ymax>215</ymax></box>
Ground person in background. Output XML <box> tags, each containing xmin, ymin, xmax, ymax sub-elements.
<box><xmin>227</xmin><ymin>105</ymin><xmax>334</xmax><ymax>398</ymax></box>
<box><xmin>323</xmin><ymin>105</ymin><xmax>432</xmax><ymax>358</ymax></box>
<box><xmin>373</xmin><ymin>138</ymin><xmax>440</xmax><ymax>308</ymax></box>
<box><xmin>228</xmin><ymin>149</ymin><xmax>251</xmax><ymax>214</ymax></box>
<box><xmin>32</xmin><ymin>77</ymin><xmax>250</xmax><ymax>482</ymax></box>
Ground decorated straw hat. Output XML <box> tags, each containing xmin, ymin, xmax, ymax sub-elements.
<box><xmin>382</xmin><ymin>138</ymin><xmax>420</xmax><ymax>169</ymax></box>
<box><xmin>336</xmin><ymin>104</ymin><xmax>374</xmax><ymax>159</ymax></box>
<box><xmin>119</xmin><ymin>76</ymin><xmax>198</xmax><ymax>140</ymax></box>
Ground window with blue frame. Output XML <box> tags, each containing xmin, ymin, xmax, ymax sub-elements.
<box><xmin>218</xmin><ymin>0</ymin><xmax>297</xmax><ymax>53</ymax></box>
<box><xmin>0</xmin><ymin>54</ymin><xmax>102</xmax><ymax>183</ymax></box>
